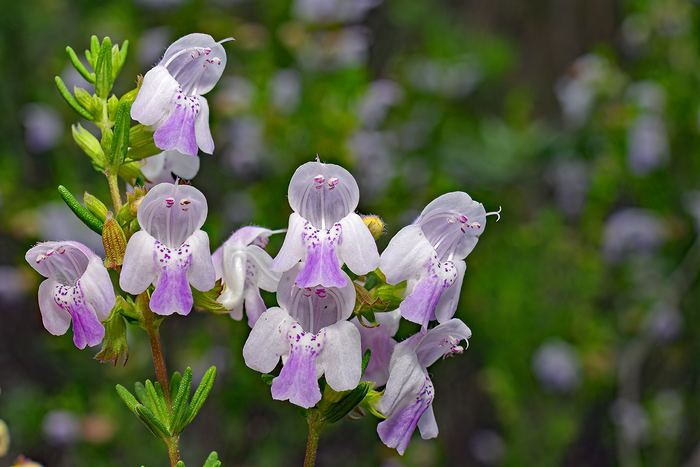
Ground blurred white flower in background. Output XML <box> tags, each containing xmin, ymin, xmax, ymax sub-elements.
<box><xmin>531</xmin><ymin>338</ymin><xmax>582</xmax><ymax>393</ymax></box>
<box><xmin>20</xmin><ymin>103</ymin><xmax>63</xmax><ymax>154</ymax></box>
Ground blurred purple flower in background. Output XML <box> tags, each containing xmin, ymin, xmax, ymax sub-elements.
<box><xmin>602</xmin><ymin>208</ymin><xmax>665</xmax><ymax>264</ymax></box>
<box><xmin>20</xmin><ymin>103</ymin><xmax>63</xmax><ymax>154</ymax></box>
<box><xmin>42</xmin><ymin>409</ymin><xmax>81</xmax><ymax>447</ymax></box>
<box><xmin>544</xmin><ymin>158</ymin><xmax>590</xmax><ymax>220</ymax></box>
<box><xmin>531</xmin><ymin>338</ymin><xmax>582</xmax><ymax>393</ymax></box>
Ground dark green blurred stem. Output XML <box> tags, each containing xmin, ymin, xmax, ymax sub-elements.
<box><xmin>166</xmin><ymin>435</ymin><xmax>181</xmax><ymax>467</ymax></box>
<box><xmin>106</xmin><ymin>171</ymin><xmax>122</xmax><ymax>212</ymax></box>
<box><xmin>304</xmin><ymin>413</ymin><xmax>323</xmax><ymax>467</ymax></box>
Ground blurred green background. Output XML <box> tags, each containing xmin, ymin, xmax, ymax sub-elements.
<box><xmin>2</xmin><ymin>0</ymin><xmax>700</xmax><ymax>465</ymax></box>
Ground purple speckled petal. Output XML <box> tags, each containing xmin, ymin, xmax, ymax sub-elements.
<box><xmin>378</xmin><ymin>349</ymin><xmax>434</xmax><ymax>456</ymax></box>
<box><xmin>271</xmin><ymin>324</ymin><xmax>325</xmax><ymax>408</ymax></box>
<box><xmin>150</xmin><ymin>241</ymin><xmax>194</xmax><ymax>315</ymax></box>
<box><xmin>434</xmin><ymin>260</ymin><xmax>466</xmax><ymax>324</ymax></box>
<box><xmin>38</xmin><ymin>279</ymin><xmax>71</xmax><ymax>336</ymax></box>
<box><xmin>295</xmin><ymin>221</ymin><xmax>345</xmax><ymax>288</ymax></box>
<box><xmin>400</xmin><ymin>257</ymin><xmax>458</xmax><ymax>328</ymax></box>
<box><xmin>52</xmin><ymin>281</ymin><xmax>105</xmax><ymax>349</ymax></box>
<box><xmin>153</xmin><ymin>95</ymin><xmax>200</xmax><ymax>156</ymax></box>
<box><xmin>242</xmin><ymin>307</ymin><xmax>293</xmax><ymax>373</ymax></box>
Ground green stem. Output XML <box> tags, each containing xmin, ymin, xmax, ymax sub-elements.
<box><xmin>304</xmin><ymin>414</ymin><xmax>323</xmax><ymax>467</ymax></box>
<box><xmin>166</xmin><ymin>436</ymin><xmax>181</xmax><ymax>467</ymax></box>
<box><xmin>140</xmin><ymin>292</ymin><xmax>171</xmax><ymax>408</ymax></box>
<box><xmin>107</xmin><ymin>171</ymin><xmax>122</xmax><ymax>212</ymax></box>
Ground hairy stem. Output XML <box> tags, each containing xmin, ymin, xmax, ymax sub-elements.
<box><xmin>166</xmin><ymin>436</ymin><xmax>181</xmax><ymax>467</ymax></box>
<box><xmin>140</xmin><ymin>292</ymin><xmax>171</xmax><ymax>408</ymax></box>
<box><xmin>107</xmin><ymin>171</ymin><xmax>122</xmax><ymax>212</ymax></box>
<box><xmin>304</xmin><ymin>414</ymin><xmax>323</xmax><ymax>467</ymax></box>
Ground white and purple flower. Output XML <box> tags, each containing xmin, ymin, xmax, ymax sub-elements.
<box><xmin>26</xmin><ymin>241</ymin><xmax>115</xmax><ymax>349</ymax></box>
<box><xmin>212</xmin><ymin>226</ymin><xmax>284</xmax><ymax>327</ymax></box>
<box><xmin>243</xmin><ymin>264</ymin><xmax>361</xmax><ymax>409</ymax></box>
<box><xmin>131</xmin><ymin>33</ymin><xmax>231</xmax><ymax>156</ymax></box>
<box><xmin>120</xmin><ymin>182</ymin><xmax>216</xmax><ymax>315</ymax></box>
<box><xmin>351</xmin><ymin>309</ymin><xmax>401</xmax><ymax>387</ymax></box>
<box><xmin>271</xmin><ymin>158</ymin><xmax>380</xmax><ymax>289</ymax></box>
<box><xmin>380</xmin><ymin>192</ymin><xmax>498</xmax><ymax>328</ymax></box>
<box><xmin>378</xmin><ymin>318</ymin><xmax>471</xmax><ymax>455</ymax></box>
<box><xmin>141</xmin><ymin>149</ymin><xmax>201</xmax><ymax>186</ymax></box>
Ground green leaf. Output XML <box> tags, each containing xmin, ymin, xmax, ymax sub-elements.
<box><xmin>183</xmin><ymin>366</ymin><xmax>217</xmax><ymax>427</ymax></box>
<box><xmin>321</xmin><ymin>382</ymin><xmax>374</xmax><ymax>424</ymax></box>
<box><xmin>95</xmin><ymin>37</ymin><xmax>113</xmax><ymax>99</ymax></box>
<box><xmin>203</xmin><ymin>452</ymin><xmax>221</xmax><ymax>467</ymax></box>
<box><xmin>86</xmin><ymin>35</ymin><xmax>100</xmax><ymax>68</ymax></box>
<box><xmin>134</xmin><ymin>381</ymin><xmax>149</xmax><ymax>407</ymax></box>
<box><xmin>170</xmin><ymin>371</ymin><xmax>182</xmax><ymax>404</ymax></box>
<box><xmin>134</xmin><ymin>404</ymin><xmax>169</xmax><ymax>439</ymax></box>
<box><xmin>116</xmin><ymin>384</ymin><xmax>139</xmax><ymax>413</ymax></box>
<box><xmin>54</xmin><ymin>76</ymin><xmax>93</xmax><ymax>120</ymax></box>
<box><xmin>109</xmin><ymin>100</ymin><xmax>132</xmax><ymax>169</ymax></box>
<box><xmin>361</xmin><ymin>349</ymin><xmax>371</xmax><ymax>376</ymax></box>
<box><xmin>58</xmin><ymin>185</ymin><xmax>104</xmax><ymax>235</ymax></box>
<box><xmin>191</xmin><ymin>280</ymin><xmax>231</xmax><ymax>313</ymax></box>
<box><xmin>113</xmin><ymin>40</ymin><xmax>129</xmax><ymax>80</ymax></box>
<box><xmin>66</xmin><ymin>46</ymin><xmax>95</xmax><ymax>83</ymax></box>
<box><xmin>145</xmin><ymin>379</ymin><xmax>168</xmax><ymax>422</ymax></box>
<box><xmin>170</xmin><ymin>367</ymin><xmax>193</xmax><ymax>433</ymax></box>
<box><xmin>71</xmin><ymin>124</ymin><xmax>105</xmax><ymax>171</ymax></box>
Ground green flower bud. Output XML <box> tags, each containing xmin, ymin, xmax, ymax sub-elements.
<box><xmin>107</xmin><ymin>95</ymin><xmax>119</xmax><ymax>121</ymax></box>
<box><xmin>71</xmin><ymin>123</ymin><xmax>105</xmax><ymax>170</ymax></box>
<box><xmin>73</xmin><ymin>87</ymin><xmax>94</xmax><ymax>115</ymax></box>
<box><xmin>83</xmin><ymin>192</ymin><xmax>108</xmax><ymax>222</ymax></box>
<box><xmin>102</xmin><ymin>213</ymin><xmax>127</xmax><ymax>269</ymax></box>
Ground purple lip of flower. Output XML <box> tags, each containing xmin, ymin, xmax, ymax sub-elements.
<box><xmin>26</xmin><ymin>241</ymin><xmax>115</xmax><ymax>349</ymax></box>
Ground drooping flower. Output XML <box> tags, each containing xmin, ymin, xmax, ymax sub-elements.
<box><xmin>25</xmin><ymin>241</ymin><xmax>115</xmax><ymax>349</ymax></box>
<box><xmin>380</xmin><ymin>192</ymin><xmax>499</xmax><ymax>328</ymax></box>
<box><xmin>212</xmin><ymin>226</ymin><xmax>284</xmax><ymax>327</ymax></box>
<box><xmin>120</xmin><ymin>182</ymin><xmax>216</xmax><ymax>315</ymax></box>
<box><xmin>351</xmin><ymin>309</ymin><xmax>401</xmax><ymax>387</ymax></box>
<box><xmin>378</xmin><ymin>319</ymin><xmax>471</xmax><ymax>455</ymax></box>
<box><xmin>271</xmin><ymin>158</ymin><xmax>380</xmax><ymax>288</ymax></box>
<box><xmin>141</xmin><ymin>150</ymin><xmax>201</xmax><ymax>185</ymax></box>
<box><xmin>243</xmin><ymin>264</ymin><xmax>361</xmax><ymax>408</ymax></box>
<box><xmin>131</xmin><ymin>33</ymin><xmax>231</xmax><ymax>156</ymax></box>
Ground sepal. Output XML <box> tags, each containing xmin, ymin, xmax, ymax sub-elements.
<box><xmin>102</xmin><ymin>213</ymin><xmax>127</xmax><ymax>268</ymax></box>
<box><xmin>58</xmin><ymin>185</ymin><xmax>104</xmax><ymax>235</ymax></box>
<box><xmin>73</xmin><ymin>87</ymin><xmax>95</xmax><ymax>113</ymax></box>
<box><xmin>107</xmin><ymin>95</ymin><xmax>119</xmax><ymax>121</ymax></box>
<box><xmin>128</xmin><ymin>124</ymin><xmax>161</xmax><ymax>161</ymax></box>
<box><xmin>84</xmin><ymin>192</ymin><xmax>108</xmax><ymax>222</ymax></box>
<box><xmin>108</xmin><ymin>100</ymin><xmax>132</xmax><ymax>170</ymax></box>
<box><xmin>191</xmin><ymin>280</ymin><xmax>231</xmax><ymax>313</ymax></box>
<box><xmin>94</xmin><ymin>296</ymin><xmax>130</xmax><ymax>365</ymax></box>
<box><xmin>72</xmin><ymin>124</ymin><xmax>105</xmax><ymax>170</ymax></box>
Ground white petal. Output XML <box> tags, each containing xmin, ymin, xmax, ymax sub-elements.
<box><xmin>131</xmin><ymin>67</ymin><xmax>179</xmax><ymax>126</ymax></box>
<box><xmin>434</xmin><ymin>260</ymin><xmax>466</xmax><ymax>323</ymax></box>
<box><xmin>380</xmin><ymin>348</ymin><xmax>426</xmax><ymax>415</ymax></box>
<box><xmin>167</xmin><ymin>150</ymin><xmax>201</xmax><ymax>180</ymax></box>
<box><xmin>338</xmin><ymin>213</ymin><xmax>380</xmax><ymax>276</ymax></box>
<box><xmin>218</xmin><ymin>248</ymin><xmax>246</xmax><ymax>309</ymax></box>
<box><xmin>161</xmin><ymin>33</ymin><xmax>227</xmax><ymax>96</ymax></box>
<box><xmin>140</xmin><ymin>152</ymin><xmax>166</xmax><ymax>181</ymax></box>
<box><xmin>379</xmin><ymin>224</ymin><xmax>435</xmax><ymax>285</ymax></box>
<box><xmin>246</xmin><ymin>244</ymin><xmax>281</xmax><ymax>292</ymax></box>
<box><xmin>318</xmin><ymin>320</ymin><xmax>362</xmax><ymax>392</ymax></box>
<box><xmin>120</xmin><ymin>231</ymin><xmax>158</xmax><ymax>294</ymax></box>
<box><xmin>38</xmin><ymin>279</ymin><xmax>71</xmax><ymax>336</ymax></box>
<box><xmin>194</xmin><ymin>96</ymin><xmax>214</xmax><ymax>154</ymax></box>
<box><xmin>375</xmin><ymin>308</ymin><xmax>402</xmax><ymax>337</ymax></box>
<box><xmin>185</xmin><ymin>230</ymin><xmax>216</xmax><ymax>292</ymax></box>
<box><xmin>79</xmin><ymin>257</ymin><xmax>116</xmax><ymax>321</ymax></box>
<box><xmin>242</xmin><ymin>307</ymin><xmax>293</xmax><ymax>373</ymax></box>
<box><xmin>270</xmin><ymin>213</ymin><xmax>306</xmax><ymax>273</ymax></box>
<box><xmin>414</xmin><ymin>318</ymin><xmax>472</xmax><ymax>368</ymax></box>
<box><xmin>417</xmin><ymin>404</ymin><xmax>438</xmax><ymax>439</ymax></box>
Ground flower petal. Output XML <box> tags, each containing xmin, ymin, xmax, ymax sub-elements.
<box><xmin>194</xmin><ymin>96</ymin><xmax>214</xmax><ymax>154</ymax></box>
<box><xmin>79</xmin><ymin>257</ymin><xmax>116</xmax><ymax>322</ymax></box>
<box><xmin>295</xmin><ymin>222</ymin><xmax>346</xmax><ymax>289</ymax></box>
<box><xmin>38</xmin><ymin>279</ymin><xmax>71</xmax><ymax>336</ymax></box>
<box><xmin>150</xmin><ymin>251</ymin><xmax>194</xmax><ymax>316</ymax></box>
<box><xmin>338</xmin><ymin>213</ymin><xmax>380</xmax><ymax>276</ymax></box>
<box><xmin>318</xmin><ymin>320</ymin><xmax>362</xmax><ymax>392</ymax></box>
<box><xmin>185</xmin><ymin>230</ymin><xmax>216</xmax><ymax>292</ymax></box>
<box><xmin>120</xmin><ymin>231</ymin><xmax>158</xmax><ymax>295</ymax></box>
<box><xmin>217</xmin><ymin>249</ymin><xmax>246</xmax><ymax>310</ymax></box>
<box><xmin>131</xmin><ymin>66</ymin><xmax>179</xmax><ymax>126</ymax></box>
<box><xmin>434</xmin><ymin>259</ymin><xmax>466</xmax><ymax>324</ymax></box>
<box><xmin>399</xmin><ymin>257</ymin><xmax>458</xmax><ymax>328</ymax></box>
<box><xmin>417</xmin><ymin>403</ymin><xmax>438</xmax><ymax>440</ymax></box>
<box><xmin>271</xmin><ymin>324</ymin><xmax>324</xmax><ymax>408</ymax></box>
<box><xmin>243</xmin><ymin>286</ymin><xmax>267</xmax><ymax>328</ymax></box>
<box><xmin>161</xmin><ymin>33</ymin><xmax>227</xmax><ymax>96</ymax></box>
<box><xmin>271</xmin><ymin>213</ymin><xmax>306</xmax><ymax>273</ymax></box>
<box><xmin>167</xmin><ymin>150</ymin><xmax>201</xmax><ymax>180</ymax></box>
<box><xmin>245</xmin><ymin>244</ymin><xmax>280</xmax><ymax>292</ymax></box>
<box><xmin>413</xmin><ymin>318</ymin><xmax>472</xmax><ymax>368</ymax></box>
<box><xmin>379</xmin><ymin>224</ymin><xmax>435</xmax><ymax>285</ymax></box>
<box><xmin>243</xmin><ymin>307</ymin><xmax>293</xmax><ymax>373</ymax></box>
<box><xmin>153</xmin><ymin>95</ymin><xmax>200</xmax><ymax>156</ymax></box>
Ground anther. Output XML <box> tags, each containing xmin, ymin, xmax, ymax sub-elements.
<box><xmin>165</xmin><ymin>197</ymin><xmax>175</xmax><ymax>208</ymax></box>
<box><xmin>327</xmin><ymin>178</ymin><xmax>339</xmax><ymax>190</ymax></box>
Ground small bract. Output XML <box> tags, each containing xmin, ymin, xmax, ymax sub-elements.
<box><xmin>25</xmin><ymin>241</ymin><xmax>115</xmax><ymax>349</ymax></box>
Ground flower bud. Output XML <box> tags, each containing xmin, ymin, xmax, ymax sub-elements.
<box><xmin>84</xmin><ymin>192</ymin><xmax>108</xmax><ymax>222</ymax></box>
<box><xmin>361</xmin><ymin>214</ymin><xmax>385</xmax><ymax>241</ymax></box>
<box><xmin>0</xmin><ymin>418</ymin><xmax>9</xmax><ymax>457</ymax></box>
<box><xmin>72</xmin><ymin>123</ymin><xmax>105</xmax><ymax>169</ymax></box>
<box><xmin>107</xmin><ymin>95</ymin><xmax>119</xmax><ymax>121</ymax></box>
<box><xmin>102</xmin><ymin>213</ymin><xmax>127</xmax><ymax>269</ymax></box>
<box><xmin>73</xmin><ymin>87</ymin><xmax>94</xmax><ymax>114</ymax></box>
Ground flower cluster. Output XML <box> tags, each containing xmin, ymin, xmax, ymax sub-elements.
<box><xmin>243</xmin><ymin>158</ymin><xmax>380</xmax><ymax>408</ymax></box>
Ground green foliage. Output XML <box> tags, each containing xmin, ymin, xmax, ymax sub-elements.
<box><xmin>58</xmin><ymin>185</ymin><xmax>104</xmax><ymax>235</ymax></box>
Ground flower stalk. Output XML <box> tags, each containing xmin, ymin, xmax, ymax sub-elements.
<box><xmin>304</xmin><ymin>412</ymin><xmax>323</xmax><ymax>467</ymax></box>
<box><xmin>140</xmin><ymin>292</ymin><xmax>172</xmax><ymax>409</ymax></box>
